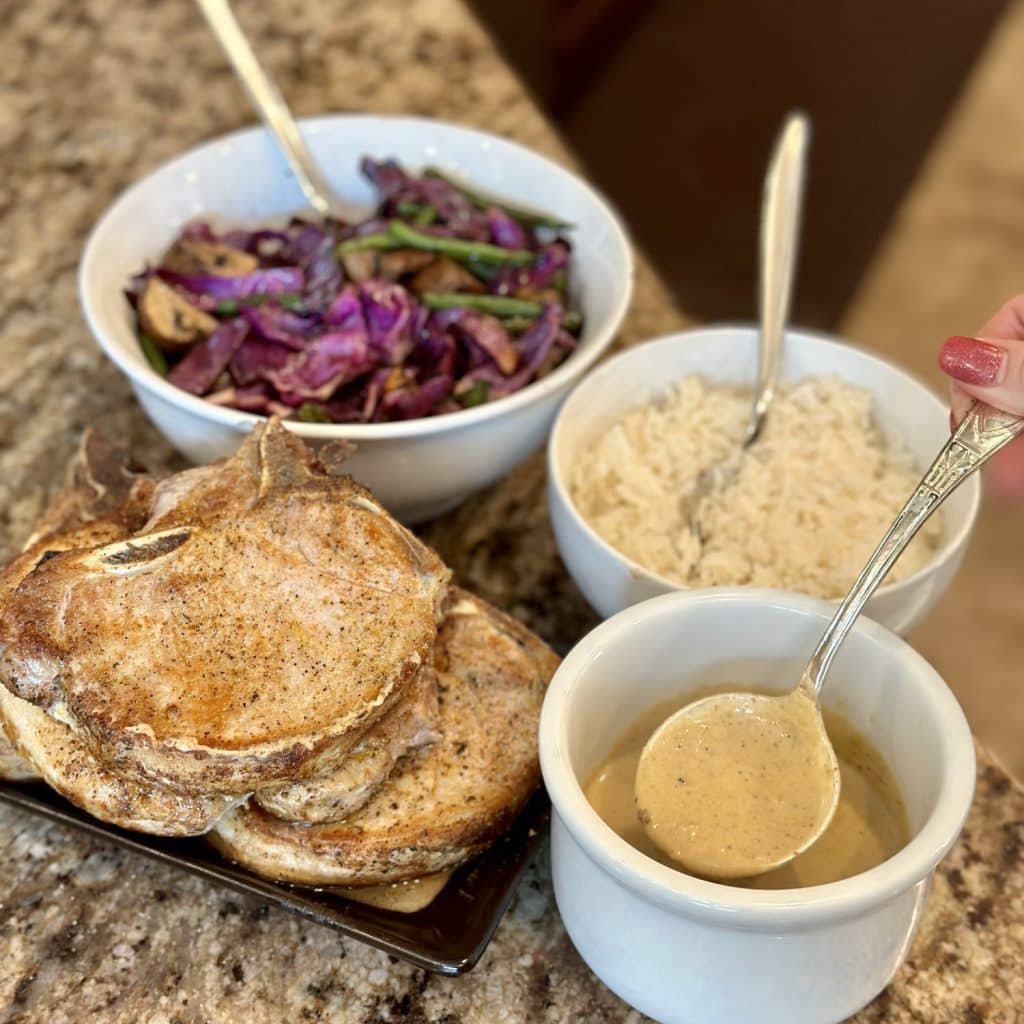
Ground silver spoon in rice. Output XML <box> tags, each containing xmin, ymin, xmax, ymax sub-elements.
<box><xmin>195</xmin><ymin>0</ymin><xmax>363</xmax><ymax>222</ymax></box>
<box><xmin>688</xmin><ymin>112</ymin><xmax>810</xmax><ymax>540</ymax></box>
<box><xmin>640</xmin><ymin>400</ymin><xmax>1024</xmax><ymax>880</ymax></box>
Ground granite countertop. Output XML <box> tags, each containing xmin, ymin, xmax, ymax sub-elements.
<box><xmin>0</xmin><ymin>1</ymin><xmax>1020</xmax><ymax>1021</ymax></box>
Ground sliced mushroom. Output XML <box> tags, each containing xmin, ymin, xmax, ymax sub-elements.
<box><xmin>340</xmin><ymin>249</ymin><xmax>379</xmax><ymax>282</ymax></box>
<box><xmin>515</xmin><ymin>286</ymin><xmax>563</xmax><ymax>305</ymax></box>
<box><xmin>162</xmin><ymin>239</ymin><xmax>259</xmax><ymax>277</ymax></box>
<box><xmin>138</xmin><ymin>278</ymin><xmax>218</xmax><ymax>352</ymax></box>
<box><xmin>377</xmin><ymin>248</ymin><xmax>436</xmax><ymax>281</ymax></box>
<box><xmin>409</xmin><ymin>256</ymin><xmax>486</xmax><ymax>295</ymax></box>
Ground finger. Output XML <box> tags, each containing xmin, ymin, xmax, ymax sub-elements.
<box><xmin>977</xmin><ymin>293</ymin><xmax>1024</xmax><ymax>339</ymax></box>
<box><xmin>938</xmin><ymin>335</ymin><xmax>1024</xmax><ymax>416</ymax></box>
<box><xmin>950</xmin><ymin>382</ymin><xmax>975</xmax><ymax>426</ymax></box>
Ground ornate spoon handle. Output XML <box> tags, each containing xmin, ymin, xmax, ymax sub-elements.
<box><xmin>803</xmin><ymin>401</ymin><xmax>1024</xmax><ymax>694</ymax></box>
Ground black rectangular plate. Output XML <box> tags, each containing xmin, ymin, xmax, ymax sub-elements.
<box><xmin>0</xmin><ymin>780</ymin><xmax>549</xmax><ymax>975</ymax></box>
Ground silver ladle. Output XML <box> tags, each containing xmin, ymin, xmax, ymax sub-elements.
<box><xmin>640</xmin><ymin>400</ymin><xmax>1024</xmax><ymax>880</ymax></box>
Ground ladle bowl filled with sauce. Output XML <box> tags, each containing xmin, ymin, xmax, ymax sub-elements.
<box><xmin>539</xmin><ymin>589</ymin><xmax>975</xmax><ymax>1024</ymax></box>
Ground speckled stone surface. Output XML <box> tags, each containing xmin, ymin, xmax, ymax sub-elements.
<box><xmin>0</xmin><ymin>1</ymin><xmax>1020</xmax><ymax>1021</ymax></box>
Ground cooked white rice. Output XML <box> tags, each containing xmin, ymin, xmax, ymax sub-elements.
<box><xmin>570</xmin><ymin>375</ymin><xmax>941</xmax><ymax>599</ymax></box>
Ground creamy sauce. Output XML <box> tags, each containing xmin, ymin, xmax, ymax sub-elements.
<box><xmin>335</xmin><ymin>870</ymin><xmax>452</xmax><ymax>913</ymax></box>
<box><xmin>634</xmin><ymin>689</ymin><xmax>839</xmax><ymax>878</ymax></box>
<box><xmin>587</xmin><ymin>695</ymin><xmax>908</xmax><ymax>889</ymax></box>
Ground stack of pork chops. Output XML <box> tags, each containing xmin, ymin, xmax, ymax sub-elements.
<box><xmin>0</xmin><ymin>421</ymin><xmax>557</xmax><ymax>888</ymax></box>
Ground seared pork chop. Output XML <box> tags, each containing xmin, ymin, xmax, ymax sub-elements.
<box><xmin>0</xmin><ymin>685</ymin><xmax>233</xmax><ymax>834</ymax></box>
<box><xmin>254</xmin><ymin>667</ymin><xmax>440</xmax><ymax>823</ymax></box>
<box><xmin>0</xmin><ymin>430</ymin><xmax>152</xmax><ymax>788</ymax></box>
<box><xmin>0</xmin><ymin>420</ymin><xmax>449</xmax><ymax>795</ymax></box>
<box><xmin>0</xmin><ymin>431</ymin><xmax>155</xmax><ymax>618</ymax></box>
<box><xmin>0</xmin><ymin>433</ymin><xmax>233</xmax><ymax>831</ymax></box>
<box><xmin>210</xmin><ymin>588</ymin><xmax>558</xmax><ymax>885</ymax></box>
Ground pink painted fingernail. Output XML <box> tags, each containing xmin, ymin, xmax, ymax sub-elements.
<box><xmin>939</xmin><ymin>336</ymin><xmax>1006</xmax><ymax>386</ymax></box>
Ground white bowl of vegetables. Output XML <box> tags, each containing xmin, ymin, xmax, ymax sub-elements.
<box><xmin>80</xmin><ymin>114</ymin><xmax>634</xmax><ymax>522</ymax></box>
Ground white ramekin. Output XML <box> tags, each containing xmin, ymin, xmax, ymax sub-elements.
<box><xmin>548</xmin><ymin>327</ymin><xmax>980</xmax><ymax>634</ymax></box>
<box><xmin>539</xmin><ymin>589</ymin><xmax>975</xmax><ymax>1024</ymax></box>
<box><xmin>80</xmin><ymin>114</ymin><xmax>633</xmax><ymax>523</ymax></box>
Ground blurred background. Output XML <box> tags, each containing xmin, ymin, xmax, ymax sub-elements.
<box><xmin>470</xmin><ymin>0</ymin><xmax>1006</xmax><ymax>326</ymax></box>
<box><xmin>469</xmin><ymin>0</ymin><xmax>1024</xmax><ymax>779</ymax></box>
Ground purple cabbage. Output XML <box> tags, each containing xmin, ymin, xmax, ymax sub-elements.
<box><xmin>360</xmin><ymin>157</ymin><xmax>490</xmax><ymax>240</ymax></box>
<box><xmin>352</xmin><ymin>367</ymin><xmax>395</xmax><ymax>422</ymax></box>
<box><xmin>267</xmin><ymin>330</ymin><xmax>374</xmax><ymax>402</ymax></box>
<box><xmin>133</xmin><ymin>156</ymin><xmax>581</xmax><ymax>420</ymax></box>
<box><xmin>229</xmin><ymin>336</ymin><xmax>293</xmax><ymax>386</ymax></box>
<box><xmin>289</xmin><ymin>224</ymin><xmax>342</xmax><ymax>308</ymax></box>
<box><xmin>180</xmin><ymin>221</ymin><xmax>217</xmax><ymax>243</ymax></box>
<box><xmin>359</xmin><ymin>280</ymin><xmax>415</xmax><ymax>364</ymax></box>
<box><xmin>486</xmin><ymin>206</ymin><xmax>530</xmax><ymax>250</ymax></box>
<box><xmin>413</xmin><ymin>318</ymin><xmax>457</xmax><ymax>378</ymax></box>
<box><xmin>325</xmin><ymin>286</ymin><xmax>364</xmax><ymax>328</ymax></box>
<box><xmin>358</xmin><ymin>157</ymin><xmax>410</xmax><ymax>199</ymax></box>
<box><xmin>457</xmin><ymin>304</ymin><xmax>563</xmax><ymax>398</ymax></box>
<box><xmin>168</xmin><ymin>320</ymin><xmax>249</xmax><ymax>395</ymax></box>
<box><xmin>159</xmin><ymin>267</ymin><xmax>305</xmax><ymax>299</ymax></box>
<box><xmin>242</xmin><ymin>304</ymin><xmax>318</xmax><ymax>350</ymax></box>
<box><xmin>530</xmin><ymin>241</ymin><xmax>570</xmax><ymax>289</ymax></box>
<box><xmin>206</xmin><ymin>382</ymin><xmax>286</xmax><ymax>415</ymax></box>
<box><xmin>379</xmin><ymin>374</ymin><xmax>455</xmax><ymax>421</ymax></box>
<box><xmin>433</xmin><ymin>310</ymin><xmax>518</xmax><ymax>374</ymax></box>
<box><xmin>490</xmin><ymin>241</ymin><xmax>569</xmax><ymax>295</ymax></box>
<box><xmin>285</xmin><ymin>222</ymin><xmax>331</xmax><ymax>265</ymax></box>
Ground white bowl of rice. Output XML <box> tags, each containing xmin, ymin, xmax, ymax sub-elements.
<box><xmin>548</xmin><ymin>326</ymin><xmax>980</xmax><ymax>635</ymax></box>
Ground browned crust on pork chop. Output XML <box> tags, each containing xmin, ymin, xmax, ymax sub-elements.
<box><xmin>0</xmin><ymin>420</ymin><xmax>449</xmax><ymax>795</ymax></box>
<box><xmin>209</xmin><ymin>587</ymin><xmax>559</xmax><ymax>885</ymax></box>
<box><xmin>0</xmin><ymin>431</ymin><xmax>155</xmax><ymax>622</ymax></box>
<box><xmin>253</xmin><ymin>664</ymin><xmax>440</xmax><ymax>823</ymax></box>
<box><xmin>0</xmin><ymin>434</ymin><xmax>230</xmax><ymax>827</ymax></box>
<box><xmin>0</xmin><ymin>430</ymin><xmax>156</xmax><ymax>791</ymax></box>
<box><xmin>0</xmin><ymin>684</ymin><xmax>233</xmax><ymax>834</ymax></box>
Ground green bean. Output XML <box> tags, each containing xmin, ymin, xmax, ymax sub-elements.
<box><xmin>138</xmin><ymin>333</ymin><xmax>168</xmax><ymax>376</ymax></box>
<box><xmin>424</xmin><ymin>293</ymin><xmax>584</xmax><ymax>330</ymax></box>
<box><xmin>423</xmin><ymin>166</ymin><xmax>574</xmax><ymax>231</ymax></box>
<box><xmin>501</xmin><ymin>309</ymin><xmax>583</xmax><ymax>334</ymax></box>
<box><xmin>413</xmin><ymin>204</ymin><xmax>437</xmax><ymax>227</ymax></box>
<box><xmin>450</xmin><ymin>255</ymin><xmax>500</xmax><ymax>282</ymax></box>
<box><xmin>336</xmin><ymin>233</ymin><xmax>401</xmax><ymax>256</ymax></box>
<box><xmin>215</xmin><ymin>293</ymin><xmax>301</xmax><ymax>316</ymax></box>
<box><xmin>388</xmin><ymin>221</ymin><xmax>534</xmax><ymax>266</ymax></box>
<box><xmin>296</xmin><ymin>402</ymin><xmax>331</xmax><ymax>423</ymax></box>
<box><xmin>423</xmin><ymin>293</ymin><xmax>542</xmax><ymax>316</ymax></box>
<box><xmin>396</xmin><ymin>201</ymin><xmax>438</xmax><ymax>227</ymax></box>
<box><xmin>456</xmin><ymin>380</ymin><xmax>491</xmax><ymax>408</ymax></box>
<box><xmin>499</xmin><ymin>315</ymin><xmax>537</xmax><ymax>334</ymax></box>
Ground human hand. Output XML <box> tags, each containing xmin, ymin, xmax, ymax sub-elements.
<box><xmin>939</xmin><ymin>294</ymin><xmax>1024</xmax><ymax>500</ymax></box>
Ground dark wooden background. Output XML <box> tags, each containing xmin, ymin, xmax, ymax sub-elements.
<box><xmin>470</xmin><ymin>0</ymin><xmax>1007</xmax><ymax>327</ymax></box>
